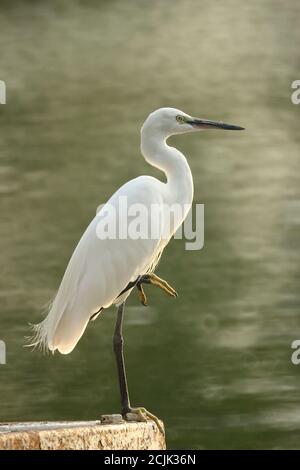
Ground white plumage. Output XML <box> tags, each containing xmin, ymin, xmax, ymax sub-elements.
<box><xmin>30</xmin><ymin>107</ymin><xmax>243</xmax><ymax>354</ymax></box>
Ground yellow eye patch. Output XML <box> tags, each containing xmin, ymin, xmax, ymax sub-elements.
<box><xmin>176</xmin><ymin>115</ymin><xmax>186</xmax><ymax>124</ymax></box>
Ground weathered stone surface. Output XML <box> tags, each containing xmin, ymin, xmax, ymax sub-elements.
<box><xmin>0</xmin><ymin>420</ymin><xmax>166</xmax><ymax>450</ymax></box>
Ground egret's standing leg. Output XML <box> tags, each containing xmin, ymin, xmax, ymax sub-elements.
<box><xmin>113</xmin><ymin>301</ymin><xmax>131</xmax><ymax>415</ymax></box>
<box><xmin>113</xmin><ymin>301</ymin><xmax>164</xmax><ymax>434</ymax></box>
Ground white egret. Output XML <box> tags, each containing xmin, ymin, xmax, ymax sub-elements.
<box><xmin>30</xmin><ymin>107</ymin><xmax>244</xmax><ymax>429</ymax></box>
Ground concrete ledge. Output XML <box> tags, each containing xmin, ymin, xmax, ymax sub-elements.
<box><xmin>0</xmin><ymin>420</ymin><xmax>166</xmax><ymax>450</ymax></box>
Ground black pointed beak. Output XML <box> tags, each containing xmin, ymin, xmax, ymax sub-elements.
<box><xmin>187</xmin><ymin>118</ymin><xmax>245</xmax><ymax>131</ymax></box>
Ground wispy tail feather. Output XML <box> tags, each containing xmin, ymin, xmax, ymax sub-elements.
<box><xmin>26</xmin><ymin>317</ymin><xmax>52</xmax><ymax>354</ymax></box>
<box><xmin>26</xmin><ymin>294</ymin><xmax>69</xmax><ymax>353</ymax></box>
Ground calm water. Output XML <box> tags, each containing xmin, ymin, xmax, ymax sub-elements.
<box><xmin>0</xmin><ymin>0</ymin><xmax>300</xmax><ymax>449</ymax></box>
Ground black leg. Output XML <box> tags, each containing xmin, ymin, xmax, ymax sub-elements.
<box><xmin>112</xmin><ymin>301</ymin><xmax>164</xmax><ymax>434</ymax></box>
<box><xmin>113</xmin><ymin>301</ymin><xmax>131</xmax><ymax>415</ymax></box>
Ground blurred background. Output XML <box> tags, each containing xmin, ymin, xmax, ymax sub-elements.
<box><xmin>0</xmin><ymin>0</ymin><xmax>300</xmax><ymax>450</ymax></box>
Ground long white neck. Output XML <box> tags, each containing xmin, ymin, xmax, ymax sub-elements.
<box><xmin>140</xmin><ymin>126</ymin><xmax>194</xmax><ymax>209</ymax></box>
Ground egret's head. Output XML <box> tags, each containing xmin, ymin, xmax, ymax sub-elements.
<box><xmin>142</xmin><ymin>107</ymin><xmax>244</xmax><ymax>138</ymax></box>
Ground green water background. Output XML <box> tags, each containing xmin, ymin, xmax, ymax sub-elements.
<box><xmin>0</xmin><ymin>0</ymin><xmax>300</xmax><ymax>449</ymax></box>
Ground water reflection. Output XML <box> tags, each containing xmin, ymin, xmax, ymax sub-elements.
<box><xmin>0</xmin><ymin>0</ymin><xmax>300</xmax><ymax>449</ymax></box>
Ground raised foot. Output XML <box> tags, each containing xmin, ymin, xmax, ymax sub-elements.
<box><xmin>136</xmin><ymin>273</ymin><xmax>178</xmax><ymax>306</ymax></box>
<box><xmin>124</xmin><ymin>407</ymin><xmax>165</xmax><ymax>435</ymax></box>
<box><xmin>136</xmin><ymin>283</ymin><xmax>148</xmax><ymax>306</ymax></box>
